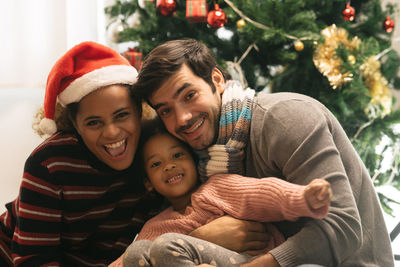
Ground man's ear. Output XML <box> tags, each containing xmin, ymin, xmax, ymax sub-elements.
<box><xmin>144</xmin><ymin>178</ymin><xmax>154</xmax><ymax>192</ymax></box>
<box><xmin>212</xmin><ymin>67</ymin><xmax>225</xmax><ymax>94</ymax></box>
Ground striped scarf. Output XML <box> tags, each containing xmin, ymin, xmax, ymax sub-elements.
<box><xmin>196</xmin><ymin>80</ymin><xmax>255</xmax><ymax>182</ymax></box>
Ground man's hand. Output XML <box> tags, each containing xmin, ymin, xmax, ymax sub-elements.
<box><xmin>196</xmin><ymin>254</ymin><xmax>280</xmax><ymax>267</ymax></box>
<box><xmin>189</xmin><ymin>215</ymin><xmax>270</xmax><ymax>254</ymax></box>
<box><xmin>239</xmin><ymin>253</ymin><xmax>280</xmax><ymax>267</ymax></box>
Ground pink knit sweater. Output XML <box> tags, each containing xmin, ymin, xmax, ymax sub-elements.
<box><xmin>110</xmin><ymin>174</ymin><xmax>329</xmax><ymax>266</ymax></box>
<box><xmin>138</xmin><ymin>174</ymin><xmax>329</xmax><ymax>241</ymax></box>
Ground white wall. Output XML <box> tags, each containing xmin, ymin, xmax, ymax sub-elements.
<box><xmin>0</xmin><ymin>0</ymin><xmax>107</xmax><ymax>211</ymax></box>
<box><xmin>0</xmin><ymin>89</ymin><xmax>44</xmax><ymax>211</ymax></box>
<box><xmin>0</xmin><ymin>0</ymin><xmax>106</xmax><ymax>89</ymax></box>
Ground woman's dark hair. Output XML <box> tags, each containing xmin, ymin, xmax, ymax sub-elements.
<box><xmin>133</xmin><ymin>38</ymin><xmax>230</xmax><ymax>101</ymax></box>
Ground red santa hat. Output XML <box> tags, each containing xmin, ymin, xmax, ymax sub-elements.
<box><xmin>39</xmin><ymin>41</ymin><xmax>138</xmax><ymax>135</ymax></box>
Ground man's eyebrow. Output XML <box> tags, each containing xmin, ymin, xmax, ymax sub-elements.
<box><xmin>153</xmin><ymin>83</ymin><xmax>191</xmax><ymax>110</ymax></box>
<box><xmin>173</xmin><ymin>83</ymin><xmax>191</xmax><ymax>98</ymax></box>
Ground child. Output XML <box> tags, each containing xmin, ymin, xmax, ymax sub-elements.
<box><xmin>112</xmin><ymin>118</ymin><xmax>332</xmax><ymax>267</ymax></box>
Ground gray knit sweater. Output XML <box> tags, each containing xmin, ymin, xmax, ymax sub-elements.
<box><xmin>245</xmin><ymin>91</ymin><xmax>394</xmax><ymax>267</ymax></box>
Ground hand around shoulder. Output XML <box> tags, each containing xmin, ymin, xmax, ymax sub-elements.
<box><xmin>305</xmin><ymin>179</ymin><xmax>332</xmax><ymax>211</ymax></box>
<box><xmin>189</xmin><ymin>215</ymin><xmax>270</xmax><ymax>254</ymax></box>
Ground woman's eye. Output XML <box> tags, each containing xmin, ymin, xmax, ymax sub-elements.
<box><xmin>116</xmin><ymin>112</ymin><xmax>129</xmax><ymax>119</ymax></box>
<box><xmin>159</xmin><ymin>108</ymin><xmax>170</xmax><ymax>117</ymax></box>
<box><xmin>86</xmin><ymin>120</ymin><xmax>100</xmax><ymax>127</ymax></box>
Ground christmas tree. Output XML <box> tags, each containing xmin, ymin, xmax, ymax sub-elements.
<box><xmin>105</xmin><ymin>0</ymin><xmax>400</xmax><ymax>214</ymax></box>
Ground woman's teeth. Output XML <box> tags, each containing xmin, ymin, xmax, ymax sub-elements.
<box><xmin>104</xmin><ymin>139</ymin><xmax>126</xmax><ymax>157</ymax></box>
<box><xmin>105</xmin><ymin>140</ymin><xmax>125</xmax><ymax>149</ymax></box>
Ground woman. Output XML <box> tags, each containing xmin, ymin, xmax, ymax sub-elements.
<box><xmin>0</xmin><ymin>42</ymin><xmax>163</xmax><ymax>266</ymax></box>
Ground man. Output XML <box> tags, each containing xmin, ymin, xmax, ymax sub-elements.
<box><xmin>133</xmin><ymin>39</ymin><xmax>394</xmax><ymax>266</ymax></box>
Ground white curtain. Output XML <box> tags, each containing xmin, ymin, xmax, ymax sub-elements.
<box><xmin>0</xmin><ymin>0</ymin><xmax>107</xmax><ymax>89</ymax></box>
<box><xmin>0</xmin><ymin>0</ymin><xmax>108</xmax><ymax>209</ymax></box>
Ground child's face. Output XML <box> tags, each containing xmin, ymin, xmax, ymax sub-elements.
<box><xmin>143</xmin><ymin>133</ymin><xmax>198</xmax><ymax>201</ymax></box>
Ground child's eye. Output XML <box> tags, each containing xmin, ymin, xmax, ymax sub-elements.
<box><xmin>150</xmin><ymin>161</ymin><xmax>161</xmax><ymax>168</ymax></box>
<box><xmin>173</xmin><ymin>152</ymin><xmax>184</xmax><ymax>159</ymax></box>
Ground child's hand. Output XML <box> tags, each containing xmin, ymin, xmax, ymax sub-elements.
<box><xmin>304</xmin><ymin>179</ymin><xmax>332</xmax><ymax>211</ymax></box>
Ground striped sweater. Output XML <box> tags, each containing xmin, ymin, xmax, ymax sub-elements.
<box><xmin>0</xmin><ymin>131</ymin><xmax>162</xmax><ymax>266</ymax></box>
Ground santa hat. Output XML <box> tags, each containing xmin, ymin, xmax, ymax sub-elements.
<box><xmin>39</xmin><ymin>41</ymin><xmax>138</xmax><ymax>135</ymax></box>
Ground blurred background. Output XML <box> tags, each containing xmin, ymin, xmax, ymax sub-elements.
<box><xmin>0</xmin><ymin>0</ymin><xmax>399</xmax><ymax>263</ymax></box>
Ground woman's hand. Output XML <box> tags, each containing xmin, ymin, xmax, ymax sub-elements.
<box><xmin>189</xmin><ymin>215</ymin><xmax>270</xmax><ymax>254</ymax></box>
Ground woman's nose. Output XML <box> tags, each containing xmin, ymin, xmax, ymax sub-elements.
<box><xmin>103</xmin><ymin>123</ymin><xmax>120</xmax><ymax>138</ymax></box>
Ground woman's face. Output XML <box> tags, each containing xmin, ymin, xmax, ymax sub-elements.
<box><xmin>73</xmin><ymin>85</ymin><xmax>141</xmax><ymax>170</ymax></box>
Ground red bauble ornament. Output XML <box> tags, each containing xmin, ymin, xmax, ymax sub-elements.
<box><xmin>342</xmin><ymin>3</ymin><xmax>355</xmax><ymax>21</ymax></box>
<box><xmin>383</xmin><ymin>16</ymin><xmax>395</xmax><ymax>33</ymax></box>
<box><xmin>156</xmin><ymin>0</ymin><xmax>177</xmax><ymax>17</ymax></box>
<box><xmin>207</xmin><ymin>4</ymin><xmax>227</xmax><ymax>28</ymax></box>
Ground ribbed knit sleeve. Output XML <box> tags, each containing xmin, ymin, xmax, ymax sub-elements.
<box><xmin>136</xmin><ymin>207</ymin><xmax>206</xmax><ymax>241</ymax></box>
<box><xmin>192</xmin><ymin>174</ymin><xmax>329</xmax><ymax>222</ymax></box>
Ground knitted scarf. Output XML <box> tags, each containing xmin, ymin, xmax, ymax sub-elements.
<box><xmin>196</xmin><ymin>80</ymin><xmax>255</xmax><ymax>182</ymax></box>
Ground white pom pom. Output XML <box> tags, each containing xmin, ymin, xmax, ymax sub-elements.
<box><xmin>39</xmin><ymin>118</ymin><xmax>57</xmax><ymax>135</ymax></box>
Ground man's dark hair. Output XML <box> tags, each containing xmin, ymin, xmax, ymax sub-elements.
<box><xmin>133</xmin><ymin>39</ymin><xmax>229</xmax><ymax>101</ymax></box>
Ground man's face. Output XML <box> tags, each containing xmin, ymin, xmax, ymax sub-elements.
<box><xmin>149</xmin><ymin>64</ymin><xmax>225</xmax><ymax>150</ymax></box>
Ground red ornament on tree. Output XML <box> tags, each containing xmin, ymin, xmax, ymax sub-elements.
<box><xmin>207</xmin><ymin>3</ymin><xmax>227</xmax><ymax>28</ymax></box>
<box><xmin>156</xmin><ymin>0</ymin><xmax>177</xmax><ymax>17</ymax></box>
<box><xmin>342</xmin><ymin>3</ymin><xmax>355</xmax><ymax>21</ymax></box>
<box><xmin>383</xmin><ymin>16</ymin><xmax>395</xmax><ymax>33</ymax></box>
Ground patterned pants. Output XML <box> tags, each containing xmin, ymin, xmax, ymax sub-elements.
<box><xmin>123</xmin><ymin>233</ymin><xmax>253</xmax><ymax>267</ymax></box>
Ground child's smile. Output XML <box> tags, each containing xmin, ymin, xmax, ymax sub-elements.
<box><xmin>143</xmin><ymin>133</ymin><xmax>199</xmax><ymax>211</ymax></box>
